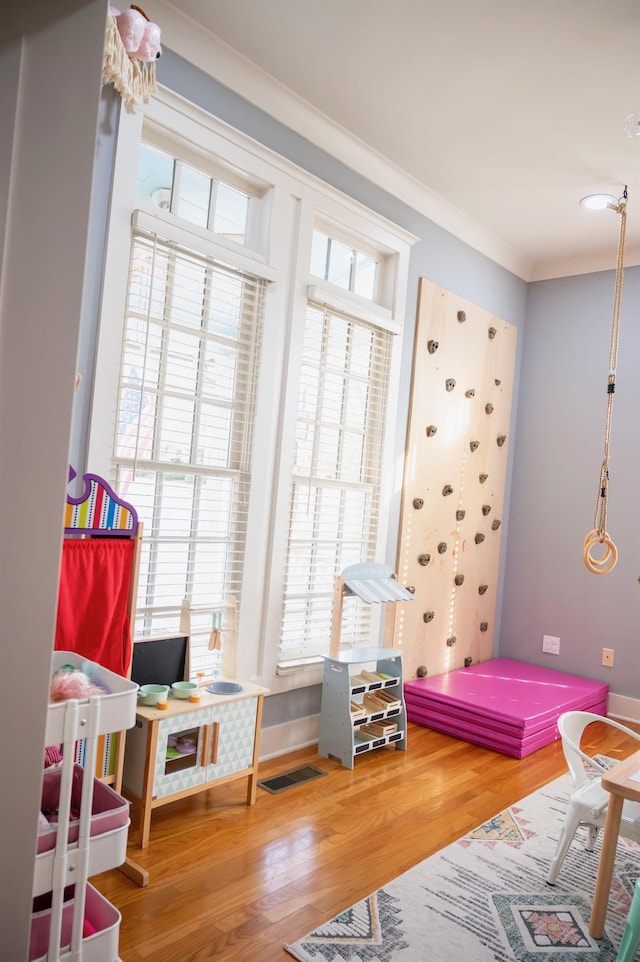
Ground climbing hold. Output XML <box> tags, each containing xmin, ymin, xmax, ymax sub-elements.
<box><xmin>457</xmin><ymin>310</ymin><xmax>466</xmax><ymax>322</ymax></box>
<box><xmin>407</xmin><ymin>586</ymin><xmax>416</xmax><ymax>594</ymax></box>
<box><xmin>422</xmin><ymin>611</ymin><xmax>435</xmax><ymax>623</ymax></box>
<box><xmin>491</xmin><ymin>519</ymin><xmax>501</xmax><ymax>531</ymax></box>
<box><xmin>445</xmin><ymin>378</ymin><xmax>456</xmax><ymax>392</ymax></box>
<box><xmin>469</xmin><ymin>440</ymin><xmax>480</xmax><ymax>453</ymax></box>
<box><xmin>478</xmin><ymin>584</ymin><xmax>488</xmax><ymax>595</ymax></box>
<box><xmin>416</xmin><ymin>665</ymin><xmax>428</xmax><ymax>678</ymax></box>
<box><xmin>482</xmin><ymin>504</ymin><xmax>491</xmax><ymax>516</ymax></box>
<box><xmin>454</xmin><ymin>573</ymin><xmax>465</xmax><ymax>586</ymax></box>
<box><xmin>464</xmin><ymin>656</ymin><xmax>473</xmax><ymax>667</ymax></box>
<box><xmin>413</xmin><ymin>497</ymin><xmax>424</xmax><ymax>509</ymax></box>
<box><xmin>480</xmin><ymin>621</ymin><xmax>488</xmax><ymax>632</ymax></box>
<box><xmin>465</xmin><ymin>388</ymin><xmax>475</xmax><ymax>398</ymax></box>
<box><xmin>485</xmin><ymin>403</ymin><xmax>494</xmax><ymax>414</ymax></box>
<box><xmin>488</xmin><ymin>326</ymin><xmax>497</xmax><ymax>339</ymax></box>
<box><xmin>497</xmin><ymin>434</ymin><xmax>507</xmax><ymax>447</ymax></box>
<box><xmin>456</xmin><ymin>509</ymin><xmax>466</xmax><ymax>521</ymax></box>
<box><xmin>418</xmin><ymin>553</ymin><xmax>431</xmax><ymax>566</ymax></box>
<box><xmin>437</xmin><ymin>542</ymin><xmax>447</xmax><ymax>554</ymax></box>
<box><xmin>442</xmin><ymin>484</ymin><xmax>454</xmax><ymax>496</ymax></box>
<box><xmin>479</xmin><ymin>473</ymin><xmax>488</xmax><ymax>483</ymax></box>
<box><xmin>427</xmin><ymin>339</ymin><xmax>439</xmax><ymax>354</ymax></box>
<box><xmin>426</xmin><ymin>424</ymin><xmax>437</xmax><ymax>437</ymax></box>
<box><xmin>475</xmin><ymin>532</ymin><xmax>485</xmax><ymax>544</ymax></box>
<box><xmin>446</xmin><ymin>635</ymin><xmax>457</xmax><ymax>647</ymax></box>
<box><xmin>495</xmin><ymin>378</ymin><xmax>501</xmax><ymax>386</ymax></box>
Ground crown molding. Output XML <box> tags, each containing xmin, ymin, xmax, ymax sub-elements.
<box><xmin>142</xmin><ymin>0</ymin><xmax>534</xmax><ymax>281</ymax></box>
<box><xmin>531</xmin><ymin>245</ymin><xmax>640</xmax><ymax>282</ymax></box>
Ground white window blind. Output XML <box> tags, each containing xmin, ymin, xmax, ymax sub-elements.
<box><xmin>278</xmin><ymin>300</ymin><xmax>393</xmax><ymax>667</ymax></box>
<box><xmin>113</xmin><ymin>226</ymin><xmax>265</xmax><ymax>646</ymax></box>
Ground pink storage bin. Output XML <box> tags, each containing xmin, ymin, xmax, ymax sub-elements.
<box><xmin>29</xmin><ymin>883</ymin><xmax>121</xmax><ymax>962</ymax></box>
<box><xmin>38</xmin><ymin>764</ymin><xmax>129</xmax><ymax>854</ymax></box>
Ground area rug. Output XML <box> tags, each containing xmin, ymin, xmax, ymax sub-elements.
<box><xmin>285</xmin><ymin>768</ymin><xmax>640</xmax><ymax>961</ymax></box>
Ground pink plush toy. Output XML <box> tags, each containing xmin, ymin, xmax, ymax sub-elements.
<box><xmin>115</xmin><ymin>7</ymin><xmax>146</xmax><ymax>54</ymax></box>
<box><xmin>115</xmin><ymin>5</ymin><xmax>162</xmax><ymax>62</ymax></box>
<box><xmin>135</xmin><ymin>20</ymin><xmax>162</xmax><ymax>62</ymax></box>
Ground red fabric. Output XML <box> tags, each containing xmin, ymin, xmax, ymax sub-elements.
<box><xmin>54</xmin><ymin>539</ymin><xmax>135</xmax><ymax>677</ymax></box>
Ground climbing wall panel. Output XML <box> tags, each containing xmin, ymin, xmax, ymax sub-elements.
<box><xmin>394</xmin><ymin>279</ymin><xmax>517</xmax><ymax>679</ymax></box>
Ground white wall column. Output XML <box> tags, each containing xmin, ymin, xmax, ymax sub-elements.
<box><xmin>0</xmin><ymin>2</ymin><xmax>106</xmax><ymax>955</ymax></box>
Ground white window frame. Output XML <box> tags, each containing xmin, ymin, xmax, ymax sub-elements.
<box><xmin>90</xmin><ymin>86</ymin><xmax>415</xmax><ymax>695</ymax></box>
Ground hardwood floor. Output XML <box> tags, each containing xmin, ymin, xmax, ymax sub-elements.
<box><xmin>94</xmin><ymin>718</ymin><xmax>640</xmax><ymax>961</ymax></box>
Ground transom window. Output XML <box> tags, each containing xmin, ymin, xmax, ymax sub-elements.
<box><xmin>311</xmin><ymin>229</ymin><xmax>379</xmax><ymax>301</ymax></box>
<box><xmin>136</xmin><ymin>142</ymin><xmax>252</xmax><ymax>245</ymax></box>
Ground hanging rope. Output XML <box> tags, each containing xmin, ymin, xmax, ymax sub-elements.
<box><xmin>583</xmin><ymin>189</ymin><xmax>627</xmax><ymax>574</ymax></box>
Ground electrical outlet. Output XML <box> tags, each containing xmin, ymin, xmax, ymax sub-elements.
<box><xmin>542</xmin><ymin>634</ymin><xmax>560</xmax><ymax>655</ymax></box>
<box><xmin>602</xmin><ymin>648</ymin><xmax>614</xmax><ymax>667</ymax></box>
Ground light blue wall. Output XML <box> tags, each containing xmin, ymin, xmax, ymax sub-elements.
<box><xmin>155</xmin><ymin>53</ymin><xmax>528</xmax><ymax>729</ymax></box>
<box><xmin>501</xmin><ymin>267</ymin><xmax>640</xmax><ymax>697</ymax></box>
<box><xmin>81</xmin><ymin>52</ymin><xmax>640</xmax><ymax>725</ymax></box>
<box><xmin>151</xmin><ymin>51</ymin><xmax>531</xmax><ymax>725</ymax></box>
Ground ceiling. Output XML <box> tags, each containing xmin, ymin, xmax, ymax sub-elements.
<box><xmin>160</xmin><ymin>0</ymin><xmax>640</xmax><ymax>281</ymax></box>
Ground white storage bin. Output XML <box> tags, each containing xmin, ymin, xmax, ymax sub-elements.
<box><xmin>33</xmin><ymin>765</ymin><xmax>130</xmax><ymax>898</ymax></box>
<box><xmin>46</xmin><ymin>651</ymin><xmax>138</xmax><ymax>745</ymax></box>
<box><xmin>29</xmin><ymin>884</ymin><xmax>121</xmax><ymax>962</ymax></box>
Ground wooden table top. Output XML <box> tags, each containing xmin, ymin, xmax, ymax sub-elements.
<box><xmin>600</xmin><ymin>747</ymin><xmax>640</xmax><ymax>802</ymax></box>
<box><xmin>135</xmin><ymin>679</ymin><xmax>269</xmax><ymax>721</ymax></box>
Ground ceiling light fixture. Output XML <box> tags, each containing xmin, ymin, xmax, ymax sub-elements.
<box><xmin>579</xmin><ymin>193</ymin><xmax>619</xmax><ymax>211</ymax></box>
<box><xmin>151</xmin><ymin>187</ymin><xmax>171</xmax><ymax>210</ymax></box>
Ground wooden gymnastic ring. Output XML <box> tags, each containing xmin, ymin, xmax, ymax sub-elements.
<box><xmin>583</xmin><ymin>529</ymin><xmax>618</xmax><ymax>574</ymax></box>
<box><xmin>582</xmin><ymin>528</ymin><xmax>614</xmax><ymax>561</ymax></box>
<box><xmin>583</xmin><ymin>529</ymin><xmax>616</xmax><ymax>570</ymax></box>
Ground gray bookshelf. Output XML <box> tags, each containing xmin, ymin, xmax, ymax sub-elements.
<box><xmin>318</xmin><ymin>646</ymin><xmax>406</xmax><ymax>769</ymax></box>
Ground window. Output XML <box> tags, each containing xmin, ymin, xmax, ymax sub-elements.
<box><xmin>310</xmin><ymin>229</ymin><xmax>379</xmax><ymax>301</ymax></box>
<box><xmin>112</xmin><ymin>226</ymin><xmax>265</xmax><ymax>678</ymax></box>
<box><xmin>136</xmin><ymin>141</ymin><xmax>252</xmax><ymax>245</ymax></box>
<box><xmin>278</xmin><ymin>300</ymin><xmax>393</xmax><ymax>666</ymax></box>
<box><xmin>91</xmin><ymin>89</ymin><xmax>414</xmax><ymax>692</ymax></box>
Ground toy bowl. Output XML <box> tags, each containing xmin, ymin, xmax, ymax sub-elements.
<box><xmin>171</xmin><ymin>681</ymin><xmax>198</xmax><ymax>700</ymax></box>
<box><xmin>138</xmin><ymin>684</ymin><xmax>170</xmax><ymax>706</ymax></box>
<box><xmin>206</xmin><ymin>681</ymin><xmax>244</xmax><ymax>695</ymax></box>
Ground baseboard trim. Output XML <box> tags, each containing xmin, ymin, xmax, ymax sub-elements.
<box><xmin>608</xmin><ymin>693</ymin><xmax>640</xmax><ymax>725</ymax></box>
<box><xmin>259</xmin><ymin>714</ymin><xmax>320</xmax><ymax>761</ymax></box>
<box><xmin>258</xmin><ymin>694</ymin><xmax>640</xmax><ymax>762</ymax></box>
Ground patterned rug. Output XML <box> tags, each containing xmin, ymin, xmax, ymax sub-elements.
<box><xmin>285</xmin><ymin>769</ymin><xmax>640</xmax><ymax>962</ymax></box>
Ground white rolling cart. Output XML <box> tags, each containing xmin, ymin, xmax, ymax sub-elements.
<box><xmin>31</xmin><ymin>651</ymin><xmax>137</xmax><ymax>962</ymax></box>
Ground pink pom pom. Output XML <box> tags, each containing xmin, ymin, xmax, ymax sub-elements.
<box><xmin>50</xmin><ymin>670</ymin><xmax>92</xmax><ymax>702</ymax></box>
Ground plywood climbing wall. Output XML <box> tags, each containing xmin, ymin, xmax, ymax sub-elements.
<box><xmin>394</xmin><ymin>279</ymin><xmax>517</xmax><ymax>679</ymax></box>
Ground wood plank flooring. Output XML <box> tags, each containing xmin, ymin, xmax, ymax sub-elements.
<box><xmin>94</xmin><ymin>718</ymin><xmax>640</xmax><ymax>961</ymax></box>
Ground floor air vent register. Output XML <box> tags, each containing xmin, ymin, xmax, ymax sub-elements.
<box><xmin>258</xmin><ymin>765</ymin><xmax>327</xmax><ymax>795</ymax></box>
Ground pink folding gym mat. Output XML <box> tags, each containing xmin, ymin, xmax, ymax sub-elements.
<box><xmin>404</xmin><ymin>658</ymin><xmax>608</xmax><ymax>758</ymax></box>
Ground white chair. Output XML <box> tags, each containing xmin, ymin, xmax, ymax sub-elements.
<box><xmin>546</xmin><ymin>711</ymin><xmax>640</xmax><ymax>885</ymax></box>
